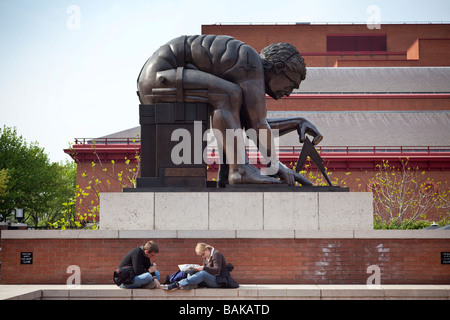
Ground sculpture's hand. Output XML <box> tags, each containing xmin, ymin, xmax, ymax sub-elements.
<box><xmin>297</xmin><ymin>119</ymin><xmax>323</xmax><ymax>145</ymax></box>
<box><xmin>275</xmin><ymin>162</ymin><xmax>295</xmax><ymax>185</ymax></box>
<box><xmin>274</xmin><ymin>162</ymin><xmax>313</xmax><ymax>186</ymax></box>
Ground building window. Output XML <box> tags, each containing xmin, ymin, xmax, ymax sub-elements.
<box><xmin>327</xmin><ymin>35</ymin><xmax>387</xmax><ymax>52</ymax></box>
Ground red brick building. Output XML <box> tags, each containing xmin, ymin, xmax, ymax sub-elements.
<box><xmin>66</xmin><ymin>23</ymin><xmax>450</xmax><ymax>223</ymax></box>
<box><xmin>203</xmin><ymin>23</ymin><xmax>450</xmax><ymax>68</ymax></box>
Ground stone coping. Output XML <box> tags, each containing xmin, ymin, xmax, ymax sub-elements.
<box><xmin>1</xmin><ymin>284</ymin><xmax>449</xmax><ymax>300</ymax></box>
<box><xmin>1</xmin><ymin>229</ymin><xmax>449</xmax><ymax>239</ymax></box>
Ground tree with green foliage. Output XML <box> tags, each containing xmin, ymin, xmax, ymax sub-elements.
<box><xmin>0</xmin><ymin>169</ymin><xmax>9</xmax><ymax>201</ymax></box>
<box><xmin>0</xmin><ymin>126</ymin><xmax>76</xmax><ymax>227</ymax></box>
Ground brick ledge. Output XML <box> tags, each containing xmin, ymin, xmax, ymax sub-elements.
<box><xmin>1</xmin><ymin>229</ymin><xmax>449</xmax><ymax>239</ymax></box>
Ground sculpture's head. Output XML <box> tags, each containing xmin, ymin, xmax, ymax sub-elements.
<box><xmin>260</xmin><ymin>42</ymin><xmax>306</xmax><ymax>100</ymax></box>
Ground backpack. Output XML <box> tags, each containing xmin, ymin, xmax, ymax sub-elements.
<box><xmin>216</xmin><ymin>263</ymin><xmax>239</xmax><ymax>288</ymax></box>
<box><xmin>113</xmin><ymin>266</ymin><xmax>135</xmax><ymax>286</ymax></box>
<box><xmin>164</xmin><ymin>270</ymin><xmax>187</xmax><ymax>284</ymax></box>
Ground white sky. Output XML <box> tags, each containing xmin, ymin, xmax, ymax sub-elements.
<box><xmin>0</xmin><ymin>0</ymin><xmax>448</xmax><ymax>163</ymax></box>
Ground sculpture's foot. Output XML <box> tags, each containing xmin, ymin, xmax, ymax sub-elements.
<box><xmin>228</xmin><ymin>164</ymin><xmax>281</xmax><ymax>185</ymax></box>
<box><xmin>217</xmin><ymin>164</ymin><xmax>229</xmax><ymax>188</ymax></box>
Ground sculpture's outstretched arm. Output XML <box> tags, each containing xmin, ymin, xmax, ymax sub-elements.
<box><xmin>267</xmin><ymin>117</ymin><xmax>323</xmax><ymax>145</ymax></box>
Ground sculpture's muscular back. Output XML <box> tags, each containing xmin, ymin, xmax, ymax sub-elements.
<box><xmin>137</xmin><ymin>35</ymin><xmax>268</xmax><ymax>130</ymax></box>
<box><xmin>185</xmin><ymin>35</ymin><xmax>261</xmax><ymax>81</ymax></box>
<box><xmin>138</xmin><ymin>35</ymin><xmax>264</xmax><ymax>93</ymax></box>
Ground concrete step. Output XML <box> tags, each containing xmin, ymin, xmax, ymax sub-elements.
<box><xmin>1</xmin><ymin>284</ymin><xmax>449</xmax><ymax>300</ymax></box>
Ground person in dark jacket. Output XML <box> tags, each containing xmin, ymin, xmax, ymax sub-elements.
<box><xmin>168</xmin><ymin>242</ymin><xmax>238</xmax><ymax>289</ymax></box>
<box><xmin>119</xmin><ymin>240</ymin><xmax>161</xmax><ymax>289</ymax></box>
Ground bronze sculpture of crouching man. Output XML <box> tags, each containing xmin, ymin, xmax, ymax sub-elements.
<box><xmin>137</xmin><ymin>35</ymin><xmax>323</xmax><ymax>186</ymax></box>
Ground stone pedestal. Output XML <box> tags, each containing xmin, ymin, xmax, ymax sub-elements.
<box><xmin>100</xmin><ymin>191</ymin><xmax>373</xmax><ymax>231</ymax></box>
<box><xmin>138</xmin><ymin>103</ymin><xmax>209</xmax><ymax>188</ymax></box>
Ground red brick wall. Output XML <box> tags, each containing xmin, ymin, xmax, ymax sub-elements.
<box><xmin>202</xmin><ymin>24</ymin><xmax>450</xmax><ymax>67</ymax></box>
<box><xmin>203</xmin><ymin>24</ymin><xmax>450</xmax><ymax>53</ymax></box>
<box><xmin>335</xmin><ymin>39</ymin><xmax>450</xmax><ymax>67</ymax></box>
<box><xmin>266</xmin><ymin>94</ymin><xmax>450</xmax><ymax>112</ymax></box>
<box><xmin>1</xmin><ymin>238</ymin><xmax>449</xmax><ymax>285</ymax></box>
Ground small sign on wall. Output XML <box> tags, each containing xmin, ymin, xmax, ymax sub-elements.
<box><xmin>441</xmin><ymin>252</ymin><xmax>450</xmax><ymax>265</ymax></box>
<box><xmin>20</xmin><ymin>252</ymin><xmax>33</xmax><ymax>264</ymax></box>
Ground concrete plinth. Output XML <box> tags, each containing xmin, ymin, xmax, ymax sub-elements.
<box><xmin>100</xmin><ymin>191</ymin><xmax>373</xmax><ymax>231</ymax></box>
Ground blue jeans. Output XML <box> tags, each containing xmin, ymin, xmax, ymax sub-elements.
<box><xmin>121</xmin><ymin>270</ymin><xmax>160</xmax><ymax>289</ymax></box>
<box><xmin>179</xmin><ymin>271</ymin><xmax>219</xmax><ymax>288</ymax></box>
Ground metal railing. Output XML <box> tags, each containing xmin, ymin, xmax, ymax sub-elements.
<box><xmin>73</xmin><ymin>139</ymin><xmax>450</xmax><ymax>154</ymax></box>
<box><xmin>207</xmin><ymin>145</ymin><xmax>450</xmax><ymax>156</ymax></box>
<box><xmin>74</xmin><ymin>138</ymin><xmax>141</xmax><ymax>145</ymax></box>
<box><xmin>276</xmin><ymin>146</ymin><xmax>450</xmax><ymax>154</ymax></box>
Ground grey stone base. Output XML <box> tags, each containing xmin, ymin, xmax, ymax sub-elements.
<box><xmin>99</xmin><ymin>191</ymin><xmax>373</xmax><ymax>231</ymax></box>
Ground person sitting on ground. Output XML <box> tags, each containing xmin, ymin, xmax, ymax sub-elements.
<box><xmin>168</xmin><ymin>242</ymin><xmax>238</xmax><ymax>289</ymax></box>
<box><xmin>118</xmin><ymin>240</ymin><xmax>161</xmax><ymax>289</ymax></box>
